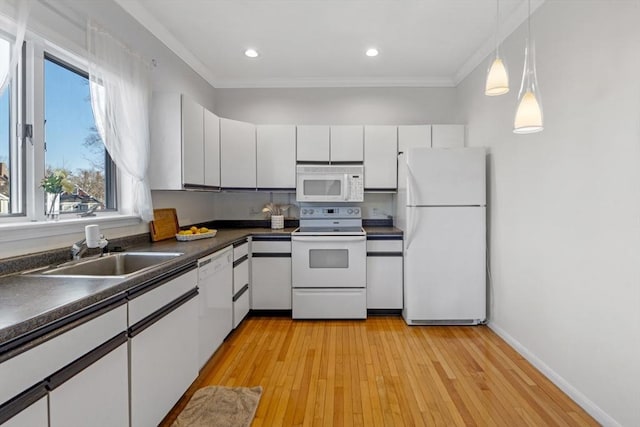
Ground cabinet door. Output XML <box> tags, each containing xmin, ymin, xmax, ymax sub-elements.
<box><xmin>367</xmin><ymin>255</ymin><xmax>403</xmax><ymax>309</ymax></box>
<box><xmin>297</xmin><ymin>125</ymin><xmax>329</xmax><ymax>162</ymax></box>
<box><xmin>0</xmin><ymin>304</ymin><xmax>127</xmax><ymax>405</ymax></box>
<box><xmin>49</xmin><ymin>343</ymin><xmax>129</xmax><ymax>427</ymax></box>
<box><xmin>330</xmin><ymin>125</ymin><xmax>363</xmax><ymax>162</ymax></box>
<box><xmin>181</xmin><ymin>94</ymin><xmax>205</xmax><ymax>186</ymax></box>
<box><xmin>251</xmin><ymin>257</ymin><xmax>292</xmax><ymax>310</ymax></box>
<box><xmin>203</xmin><ymin>108</ymin><xmax>221</xmax><ymax>188</ymax></box>
<box><xmin>1</xmin><ymin>396</ymin><xmax>48</xmax><ymax>427</ymax></box>
<box><xmin>432</xmin><ymin>124</ymin><xmax>465</xmax><ymax>148</ymax></box>
<box><xmin>398</xmin><ymin>125</ymin><xmax>431</xmax><ymax>153</ymax></box>
<box><xmin>149</xmin><ymin>92</ymin><xmax>182</xmax><ymax>190</ymax></box>
<box><xmin>364</xmin><ymin>125</ymin><xmax>397</xmax><ymax>190</ymax></box>
<box><xmin>220</xmin><ymin>118</ymin><xmax>257</xmax><ymax>188</ymax></box>
<box><xmin>130</xmin><ymin>296</ymin><xmax>199</xmax><ymax>427</ymax></box>
<box><xmin>257</xmin><ymin>125</ymin><xmax>296</xmax><ymax>189</ymax></box>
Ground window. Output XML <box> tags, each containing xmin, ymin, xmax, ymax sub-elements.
<box><xmin>0</xmin><ymin>32</ymin><xmax>120</xmax><ymax>223</ymax></box>
<box><xmin>43</xmin><ymin>56</ymin><xmax>116</xmax><ymax>215</ymax></box>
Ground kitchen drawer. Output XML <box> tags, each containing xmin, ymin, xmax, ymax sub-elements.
<box><xmin>128</xmin><ymin>269</ymin><xmax>197</xmax><ymax>325</ymax></box>
<box><xmin>252</xmin><ymin>240</ymin><xmax>291</xmax><ymax>253</ymax></box>
<box><xmin>292</xmin><ymin>289</ymin><xmax>366</xmax><ymax>319</ymax></box>
<box><xmin>233</xmin><ymin>286</ymin><xmax>250</xmax><ymax>329</ymax></box>
<box><xmin>0</xmin><ymin>303</ymin><xmax>127</xmax><ymax>405</ymax></box>
<box><xmin>233</xmin><ymin>260</ymin><xmax>249</xmax><ymax>296</ymax></box>
<box><xmin>233</xmin><ymin>240</ymin><xmax>249</xmax><ymax>260</ymax></box>
<box><xmin>366</xmin><ymin>239</ymin><xmax>403</xmax><ymax>253</ymax></box>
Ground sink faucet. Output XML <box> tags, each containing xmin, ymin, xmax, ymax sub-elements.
<box><xmin>71</xmin><ymin>235</ymin><xmax>109</xmax><ymax>260</ymax></box>
<box><xmin>71</xmin><ymin>239</ymin><xmax>89</xmax><ymax>260</ymax></box>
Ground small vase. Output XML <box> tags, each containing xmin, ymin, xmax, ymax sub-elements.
<box><xmin>46</xmin><ymin>192</ymin><xmax>60</xmax><ymax>221</ymax></box>
<box><xmin>271</xmin><ymin>215</ymin><xmax>284</xmax><ymax>229</ymax></box>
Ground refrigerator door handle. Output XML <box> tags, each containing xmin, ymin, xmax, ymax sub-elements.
<box><xmin>405</xmin><ymin>163</ymin><xmax>419</xmax><ymax>250</ymax></box>
<box><xmin>406</xmin><ymin>163</ymin><xmax>418</xmax><ymax>207</ymax></box>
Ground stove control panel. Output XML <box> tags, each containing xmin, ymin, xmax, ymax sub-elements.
<box><xmin>299</xmin><ymin>206</ymin><xmax>361</xmax><ymax>219</ymax></box>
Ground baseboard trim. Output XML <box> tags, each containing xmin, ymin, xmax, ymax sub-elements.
<box><xmin>488</xmin><ymin>321</ymin><xmax>620</xmax><ymax>427</ymax></box>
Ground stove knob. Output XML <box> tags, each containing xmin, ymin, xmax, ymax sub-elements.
<box><xmin>354</xmin><ymin>208</ymin><xmax>360</xmax><ymax>215</ymax></box>
<box><xmin>309</xmin><ymin>209</ymin><xmax>314</xmax><ymax>215</ymax></box>
<box><xmin>347</xmin><ymin>209</ymin><xmax>353</xmax><ymax>214</ymax></box>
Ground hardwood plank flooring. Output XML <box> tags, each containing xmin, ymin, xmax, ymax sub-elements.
<box><xmin>161</xmin><ymin>316</ymin><xmax>598</xmax><ymax>426</ymax></box>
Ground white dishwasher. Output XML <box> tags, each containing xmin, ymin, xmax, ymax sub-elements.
<box><xmin>197</xmin><ymin>246</ymin><xmax>233</xmax><ymax>369</ymax></box>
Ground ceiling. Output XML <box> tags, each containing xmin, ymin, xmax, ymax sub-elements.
<box><xmin>115</xmin><ymin>0</ymin><xmax>544</xmax><ymax>88</ymax></box>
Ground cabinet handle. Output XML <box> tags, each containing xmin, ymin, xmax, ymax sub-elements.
<box><xmin>366</xmin><ymin>252</ymin><xmax>403</xmax><ymax>257</ymax></box>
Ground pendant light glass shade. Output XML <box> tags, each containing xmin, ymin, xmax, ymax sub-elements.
<box><xmin>514</xmin><ymin>0</ymin><xmax>543</xmax><ymax>134</ymax></box>
<box><xmin>485</xmin><ymin>0</ymin><xmax>509</xmax><ymax>96</ymax></box>
<box><xmin>485</xmin><ymin>56</ymin><xmax>509</xmax><ymax>96</ymax></box>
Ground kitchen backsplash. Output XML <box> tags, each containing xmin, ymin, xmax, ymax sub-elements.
<box><xmin>208</xmin><ymin>192</ymin><xmax>394</xmax><ymax>221</ymax></box>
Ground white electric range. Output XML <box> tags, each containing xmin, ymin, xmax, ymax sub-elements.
<box><xmin>291</xmin><ymin>206</ymin><xmax>367</xmax><ymax>319</ymax></box>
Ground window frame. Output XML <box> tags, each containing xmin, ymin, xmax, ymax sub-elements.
<box><xmin>0</xmin><ymin>32</ymin><xmax>140</xmax><ymax>235</ymax></box>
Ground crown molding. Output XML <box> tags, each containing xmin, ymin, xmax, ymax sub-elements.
<box><xmin>113</xmin><ymin>0</ymin><xmax>219</xmax><ymax>87</ymax></box>
<box><xmin>118</xmin><ymin>0</ymin><xmax>545</xmax><ymax>90</ymax></box>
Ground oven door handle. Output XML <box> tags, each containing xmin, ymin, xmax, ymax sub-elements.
<box><xmin>292</xmin><ymin>236</ymin><xmax>366</xmax><ymax>243</ymax></box>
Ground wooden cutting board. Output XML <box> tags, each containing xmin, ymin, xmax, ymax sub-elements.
<box><xmin>149</xmin><ymin>208</ymin><xmax>179</xmax><ymax>242</ymax></box>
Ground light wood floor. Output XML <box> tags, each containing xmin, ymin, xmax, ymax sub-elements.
<box><xmin>162</xmin><ymin>316</ymin><xmax>598</xmax><ymax>426</ymax></box>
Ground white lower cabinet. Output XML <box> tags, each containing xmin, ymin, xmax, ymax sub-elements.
<box><xmin>0</xmin><ymin>395</ymin><xmax>47</xmax><ymax>427</ymax></box>
<box><xmin>49</xmin><ymin>341</ymin><xmax>129</xmax><ymax>427</ymax></box>
<box><xmin>251</xmin><ymin>237</ymin><xmax>292</xmax><ymax>310</ymax></box>
<box><xmin>233</xmin><ymin>240</ymin><xmax>250</xmax><ymax>328</ymax></box>
<box><xmin>130</xmin><ymin>292</ymin><xmax>199</xmax><ymax>427</ymax></box>
<box><xmin>366</xmin><ymin>237</ymin><xmax>404</xmax><ymax>310</ymax></box>
<box><xmin>0</xmin><ymin>301</ymin><xmax>128</xmax><ymax>427</ymax></box>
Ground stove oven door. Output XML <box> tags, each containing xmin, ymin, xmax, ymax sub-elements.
<box><xmin>292</xmin><ymin>235</ymin><xmax>366</xmax><ymax>288</ymax></box>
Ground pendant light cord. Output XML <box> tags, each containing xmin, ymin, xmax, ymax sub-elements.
<box><xmin>495</xmin><ymin>0</ymin><xmax>500</xmax><ymax>57</ymax></box>
<box><xmin>527</xmin><ymin>0</ymin><xmax>531</xmax><ymax>48</ymax></box>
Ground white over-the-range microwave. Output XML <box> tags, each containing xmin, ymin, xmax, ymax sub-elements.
<box><xmin>296</xmin><ymin>164</ymin><xmax>364</xmax><ymax>202</ymax></box>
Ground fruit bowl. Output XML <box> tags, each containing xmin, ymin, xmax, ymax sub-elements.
<box><xmin>175</xmin><ymin>229</ymin><xmax>217</xmax><ymax>241</ymax></box>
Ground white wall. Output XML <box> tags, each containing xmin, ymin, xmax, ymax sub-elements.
<box><xmin>457</xmin><ymin>2</ymin><xmax>640</xmax><ymax>426</ymax></box>
<box><xmin>214</xmin><ymin>87</ymin><xmax>460</xmax><ymax>124</ymax></box>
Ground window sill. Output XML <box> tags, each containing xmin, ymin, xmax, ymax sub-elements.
<box><xmin>0</xmin><ymin>215</ymin><xmax>143</xmax><ymax>244</ymax></box>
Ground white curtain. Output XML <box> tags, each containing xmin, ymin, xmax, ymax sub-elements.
<box><xmin>87</xmin><ymin>20</ymin><xmax>154</xmax><ymax>221</ymax></box>
<box><xmin>0</xmin><ymin>0</ymin><xmax>31</xmax><ymax>96</ymax></box>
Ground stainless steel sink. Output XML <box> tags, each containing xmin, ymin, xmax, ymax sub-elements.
<box><xmin>27</xmin><ymin>252</ymin><xmax>183</xmax><ymax>278</ymax></box>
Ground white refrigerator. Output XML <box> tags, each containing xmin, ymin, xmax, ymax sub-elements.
<box><xmin>396</xmin><ymin>147</ymin><xmax>486</xmax><ymax>325</ymax></box>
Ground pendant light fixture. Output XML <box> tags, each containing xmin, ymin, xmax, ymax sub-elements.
<box><xmin>513</xmin><ymin>0</ymin><xmax>543</xmax><ymax>134</ymax></box>
<box><xmin>485</xmin><ymin>0</ymin><xmax>509</xmax><ymax>96</ymax></box>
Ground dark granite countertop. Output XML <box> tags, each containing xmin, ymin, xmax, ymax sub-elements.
<box><xmin>0</xmin><ymin>225</ymin><xmax>402</xmax><ymax>352</ymax></box>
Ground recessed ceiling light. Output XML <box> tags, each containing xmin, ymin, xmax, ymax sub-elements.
<box><xmin>366</xmin><ymin>48</ymin><xmax>379</xmax><ymax>57</ymax></box>
<box><xmin>244</xmin><ymin>49</ymin><xmax>259</xmax><ymax>58</ymax></box>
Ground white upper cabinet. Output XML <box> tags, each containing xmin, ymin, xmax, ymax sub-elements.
<box><xmin>203</xmin><ymin>109</ymin><xmax>221</xmax><ymax>188</ymax></box>
<box><xmin>330</xmin><ymin>125</ymin><xmax>363</xmax><ymax>162</ymax></box>
<box><xmin>257</xmin><ymin>125</ymin><xmax>296</xmax><ymax>189</ymax></box>
<box><xmin>364</xmin><ymin>125</ymin><xmax>397</xmax><ymax>190</ymax></box>
<box><xmin>181</xmin><ymin>95</ymin><xmax>204</xmax><ymax>186</ymax></box>
<box><xmin>220</xmin><ymin>118</ymin><xmax>256</xmax><ymax>189</ymax></box>
<box><xmin>297</xmin><ymin>125</ymin><xmax>330</xmax><ymax>162</ymax></box>
<box><xmin>432</xmin><ymin>124</ymin><xmax>465</xmax><ymax>148</ymax></box>
<box><xmin>398</xmin><ymin>125</ymin><xmax>432</xmax><ymax>153</ymax></box>
<box><xmin>149</xmin><ymin>93</ymin><xmax>220</xmax><ymax>190</ymax></box>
